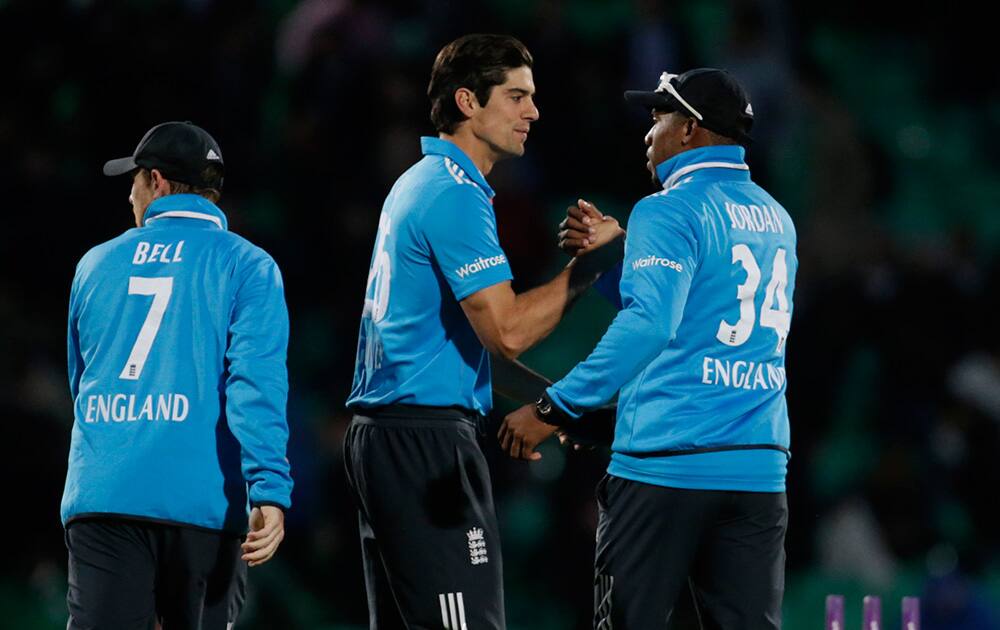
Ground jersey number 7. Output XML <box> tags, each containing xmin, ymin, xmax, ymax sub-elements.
<box><xmin>119</xmin><ymin>276</ymin><xmax>174</xmax><ymax>381</ymax></box>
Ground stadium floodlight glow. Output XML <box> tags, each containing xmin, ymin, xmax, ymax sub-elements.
<box><xmin>657</xmin><ymin>72</ymin><xmax>704</xmax><ymax>121</ymax></box>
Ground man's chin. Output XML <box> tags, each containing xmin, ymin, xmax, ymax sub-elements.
<box><xmin>497</xmin><ymin>143</ymin><xmax>526</xmax><ymax>160</ymax></box>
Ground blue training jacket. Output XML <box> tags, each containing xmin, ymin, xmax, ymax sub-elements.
<box><xmin>548</xmin><ymin>146</ymin><xmax>797</xmax><ymax>492</ymax></box>
<box><xmin>347</xmin><ymin>137</ymin><xmax>512</xmax><ymax>415</ymax></box>
<box><xmin>62</xmin><ymin>194</ymin><xmax>293</xmax><ymax>532</ymax></box>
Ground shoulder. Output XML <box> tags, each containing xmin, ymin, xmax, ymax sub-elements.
<box><xmin>629</xmin><ymin>191</ymin><xmax>699</xmax><ymax>235</ymax></box>
<box><xmin>73</xmin><ymin>229</ymin><xmax>140</xmax><ymax>281</ymax></box>
<box><xmin>222</xmin><ymin>232</ymin><xmax>281</xmax><ymax>275</ymax></box>
<box><xmin>394</xmin><ymin>155</ymin><xmax>492</xmax><ymax>221</ymax></box>
<box><xmin>414</xmin><ymin>166</ymin><xmax>494</xmax><ymax>234</ymax></box>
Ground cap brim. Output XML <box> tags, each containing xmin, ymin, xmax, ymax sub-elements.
<box><xmin>624</xmin><ymin>90</ymin><xmax>674</xmax><ymax>110</ymax></box>
<box><xmin>103</xmin><ymin>156</ymin><xmax>138</xmax><ymax>176</ymax></box>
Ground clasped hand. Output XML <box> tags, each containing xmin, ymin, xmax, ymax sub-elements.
<box><xmin>558</xmin><ymin>199</ymin><xmax>625</xmax><ymax>256</ymax></box>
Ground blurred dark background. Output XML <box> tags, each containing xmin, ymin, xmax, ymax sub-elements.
<box><xmin>3</xmin><ymin>0</ymin><xmax>1000</xmax><ymax>628</ymax></box>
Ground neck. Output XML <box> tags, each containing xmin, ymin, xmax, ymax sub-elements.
<box><xmin>655</xmin><ymin>144</ymin><xmax>747</xmax><ymax>187</ymax></box>
<box><xmin>439</xmin><ymin>129</ymin><xmax>498</xmax><ymax>176</ymax></box>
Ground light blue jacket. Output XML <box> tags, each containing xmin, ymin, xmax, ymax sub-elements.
<box><xmin>549</xmin><ymin>146</ymin><xmax>797</xmax><ymax>492</ymax></box>
<box><xmin>62</xmin><ymin>194</ymin><xmax>293</xmax><ymax>532</ymax></box>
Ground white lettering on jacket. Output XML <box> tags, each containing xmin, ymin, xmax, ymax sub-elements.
<box><xmin>701</xmin><ymin>356</ymin><xmax>786</xmax><ymax>391</ymax></box>
<box><xmin>723</xmin><ymin>202</ymin><xmax>785</xmax><ymax>235</ymax></box>
<box><xmin>456</xmin><ymin>255</ymin><xmax>508</xmax><ymax>279</ymax></box>
<box><xmin>631</xmin><ymin>255</ymin><xmax>684</xmax><ymax>272</ymax></box>
<box><xmin>132</xmin><ymin>241</ymin><xmax>185</xmax><ymax>264</ymax></box>
<box><xmin>84</xmin><ymin>393</ymin><xmax>190</xmax><ymax>423</ymax></box>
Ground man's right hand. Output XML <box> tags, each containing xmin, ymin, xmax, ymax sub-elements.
<box><xmin>558</xmin><ymin>199</ymin><xmax>625</xmax><ymax>257</ymax></box>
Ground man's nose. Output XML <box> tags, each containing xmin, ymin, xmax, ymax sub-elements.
<box><xmin>525</xmin><ymin>100</ymin><xmax>539</xmax><ymax>121</ymax></box>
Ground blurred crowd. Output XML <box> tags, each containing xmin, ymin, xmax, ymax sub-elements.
<box><xmin>3</xmin><ymin>0</ymin><xmax>999</xmax><ymax>628</ymax></box>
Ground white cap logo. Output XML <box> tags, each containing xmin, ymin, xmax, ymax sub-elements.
<box><xmin>745</xmin><ymin>103</ymin><xmax>754</xmax><ymax>116</ymax></box>
<box><xmin>206</xmin><ymin>149</ymin><xmax>220</xmax><ymax>160</ymax></box>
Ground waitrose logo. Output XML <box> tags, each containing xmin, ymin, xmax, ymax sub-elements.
<box><xmin>456</xmin><ymin>255</ymin><xmax>508</xmax><ymax>279</ymax></box>
<box><xmin>632</xmin><ymin>254</ymin><xmax>684</xmax><ymax>272</ymax></box>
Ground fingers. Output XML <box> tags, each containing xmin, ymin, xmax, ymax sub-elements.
<box><xmin>513</xmin><ymin>434</ymin><xmax>526</xmax><ymax>460</ymax></box>
<box><xmin>560</xmin><ymin>202</ymin><xmax>609</xmax><ymax>257</ymax></box>
<box><xmin>242</xmin><ymin>527</ymin><xmax>282</xmax><ymax>566</ymax></box>
<box><xmin>578</xmin><ymin>199</ymin><xmax>603</xmax><ymax>220</ymax></box>
<box><xmin>243</xmin><ymin>518</ymin><xmax>280</xmax><ymax>549</ymax></box>
<box><xmin>515</xmin><ymin>435</ymin><xmax>542</xmax><ymax>461</ymax></box>
<box><xmin>245</xmin><ymin>514</ymin><xmax>280</xmax><ymax>542</ymax></box>
<box><xmin>501</xmin><ymin>423</ymin><xmax>542</xmax><ymax>460</ymax></box>
<box><xmin>244</xmin><ymin>528</ymin><xmax>285</xmax><ymax>566</ymax></box>
<box><xmin>558</xmin><ymin>232</ymin><xmax>591</xmax><ymax>251</ymax></box>
<box><xmin>562</xmin><ymin>215</ymin><xmax>594</xmax><ymax>233</ymax></box>
<box><xmin>498</xmin><ymin>421</ymin><xmax>512</xmax><ymax>453</ymax></box>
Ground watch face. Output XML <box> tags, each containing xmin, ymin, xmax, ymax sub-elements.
<box><xmin>538</xmin><ymin>400</ymin><xmax>552</xmax><ymax>415</ymax></box>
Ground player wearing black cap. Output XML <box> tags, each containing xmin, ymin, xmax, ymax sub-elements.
<box><xmin>63</xmin><ymin>121</ymin><xmax>293</xmax><ymax>629</ymax></box>
<box><xmin>503</xmin><ymin>68</ymin><xmax>795</xmax><ymax>629</ymax></box>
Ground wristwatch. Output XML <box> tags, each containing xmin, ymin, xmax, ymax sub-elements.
<box><xmin>534</xmin><ymin>392</ymin><xmax>571</xmax><ymax>427</ymax></box>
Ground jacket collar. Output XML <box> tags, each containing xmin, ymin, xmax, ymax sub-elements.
<box><xmin>655</xmin><ymin>145</ymin><xmax>750</xmax><ymax>191</ymax></box>
<box><xmin>142</xmin><ymin>194</ymin><xmax>228</xmax><ymax>230</ymax></box>
<box><xmin>421</xmin><ymin>136</ymin><xmax>495</xmax><ymax>199</ymax></box>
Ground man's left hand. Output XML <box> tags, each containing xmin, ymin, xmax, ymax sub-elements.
<box><xmin>242</xmin><ymin>505</ymin><xmax>285</xmax><ymax>567</ymax></box>
<box><xmin>498</xmin><ymin>404</ymin><xmax>558</xmax><ymax>460</ymax></box>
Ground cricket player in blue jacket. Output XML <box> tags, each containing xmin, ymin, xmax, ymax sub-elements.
<box><xmin>344</xmin><ymin>34</ymin><xmax>622</xmax><ymax>630</ymax></box>
<box><xmin>62</xmin><ymin>121</ymin><xmax>293</xmax><ymax>630</ymax></box>
<box><xmin>502</xmin><ymin>68</ymin><xmax>797</xmax><ymax>628</ymax></box>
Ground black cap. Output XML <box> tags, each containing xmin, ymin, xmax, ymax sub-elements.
<box><xmin>624</xmin><ymin>68</ymin><xmax>754</xmax><ymax>145</ymax></box>
<box><xmin>103</xmin><ymin>121</ymin><xmax>224</xmax><ymax>188</ymax></box>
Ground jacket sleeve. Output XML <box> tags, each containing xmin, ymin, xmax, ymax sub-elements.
<box><xmin>67</xmin><ymin>271</ymin><xmax>84</xmax><ymax>401</ymax></box>
<box><xmin>592</xmin><ymin>261</ymin><xmax>624</xmax><ymax>309</ymax></box>
<box><xmin>225</xmin><ymin>253</ymin><xmax>293</xmax><ymax>510</ymax></box>
<box><xmin>547</xmin><ymin>197</ymin><xmax>699</xmax><ymax>417</ymax></box>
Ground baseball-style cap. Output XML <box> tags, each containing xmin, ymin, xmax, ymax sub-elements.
<box><xmin>624</xmin><ymin>68</ymin><xmax>754</xmax><ymax>145</ymax></box>
<box><xmin>103</xmin><ymin>121</ymin><xmax>224</xmax><ymax>188</ymax></box>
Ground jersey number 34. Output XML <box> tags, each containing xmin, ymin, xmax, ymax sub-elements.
<box><xmin>716</xmin><ymin>245</ymin><xmax>790</xmax><ymax>353</ymax></box>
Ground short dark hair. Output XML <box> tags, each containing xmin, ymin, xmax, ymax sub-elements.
<box><xmin>428</xmin><ymin>34</ymin><xmax>533</xmax><ymax>134</ymax></box>
<box><xmin>141</xmin><ymin>165</ymin><xmax>224</xmax><ymax>203</ymax></box>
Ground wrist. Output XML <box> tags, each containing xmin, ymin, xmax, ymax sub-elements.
<box><xmin>534</xmin><ymin>391</ymin><xmax>572</xmax><ymax>427</ymax></box>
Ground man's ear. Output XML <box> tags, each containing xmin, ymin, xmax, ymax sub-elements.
<box><xmin>454</xmin><ymin>87</ymin><xmax>479</xmax><ymax>119</ymax></box>
<box><xmin>681</xmin><ymin>117</ymin><xmax>697</xmax><ymax>145</ymax></box>
<box><xmin>149</xmin><ymin>169</ymin><xmax>171</xmax><ymax>197</ymax></box>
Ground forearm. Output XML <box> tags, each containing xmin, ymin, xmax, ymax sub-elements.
<box><xmin>510</xmin><ymin>250</ymin><xmax>620</xmax><ymax>349</ymax></box>
<box><xmin>501</xmin><ymin>264</ymin><xmax>575</xmax><ymax>355</ymax></box>
<box><xmin>548</xmin><ymin>305</ymin><xmax>668</xmax><ymax>417</ymax></box>
<box><xmin>463</xmin><ymin>250</ymin><xmax>617</xmax><ymax>359</ymax></box>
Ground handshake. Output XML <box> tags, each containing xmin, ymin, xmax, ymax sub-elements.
<box><xmin>498</xmin><ymin>397</ymin><xmax>616</xmax><ymax>461</ymax></box>
<box><xmin>495</xmin><ymin>199</ymin><xmax>625</xmax><ymax>461</ymax></box>
<box><xmin>558</xmin><ymin>198</ymin><xmax>625</xmax><ymax>260</ymax></box>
